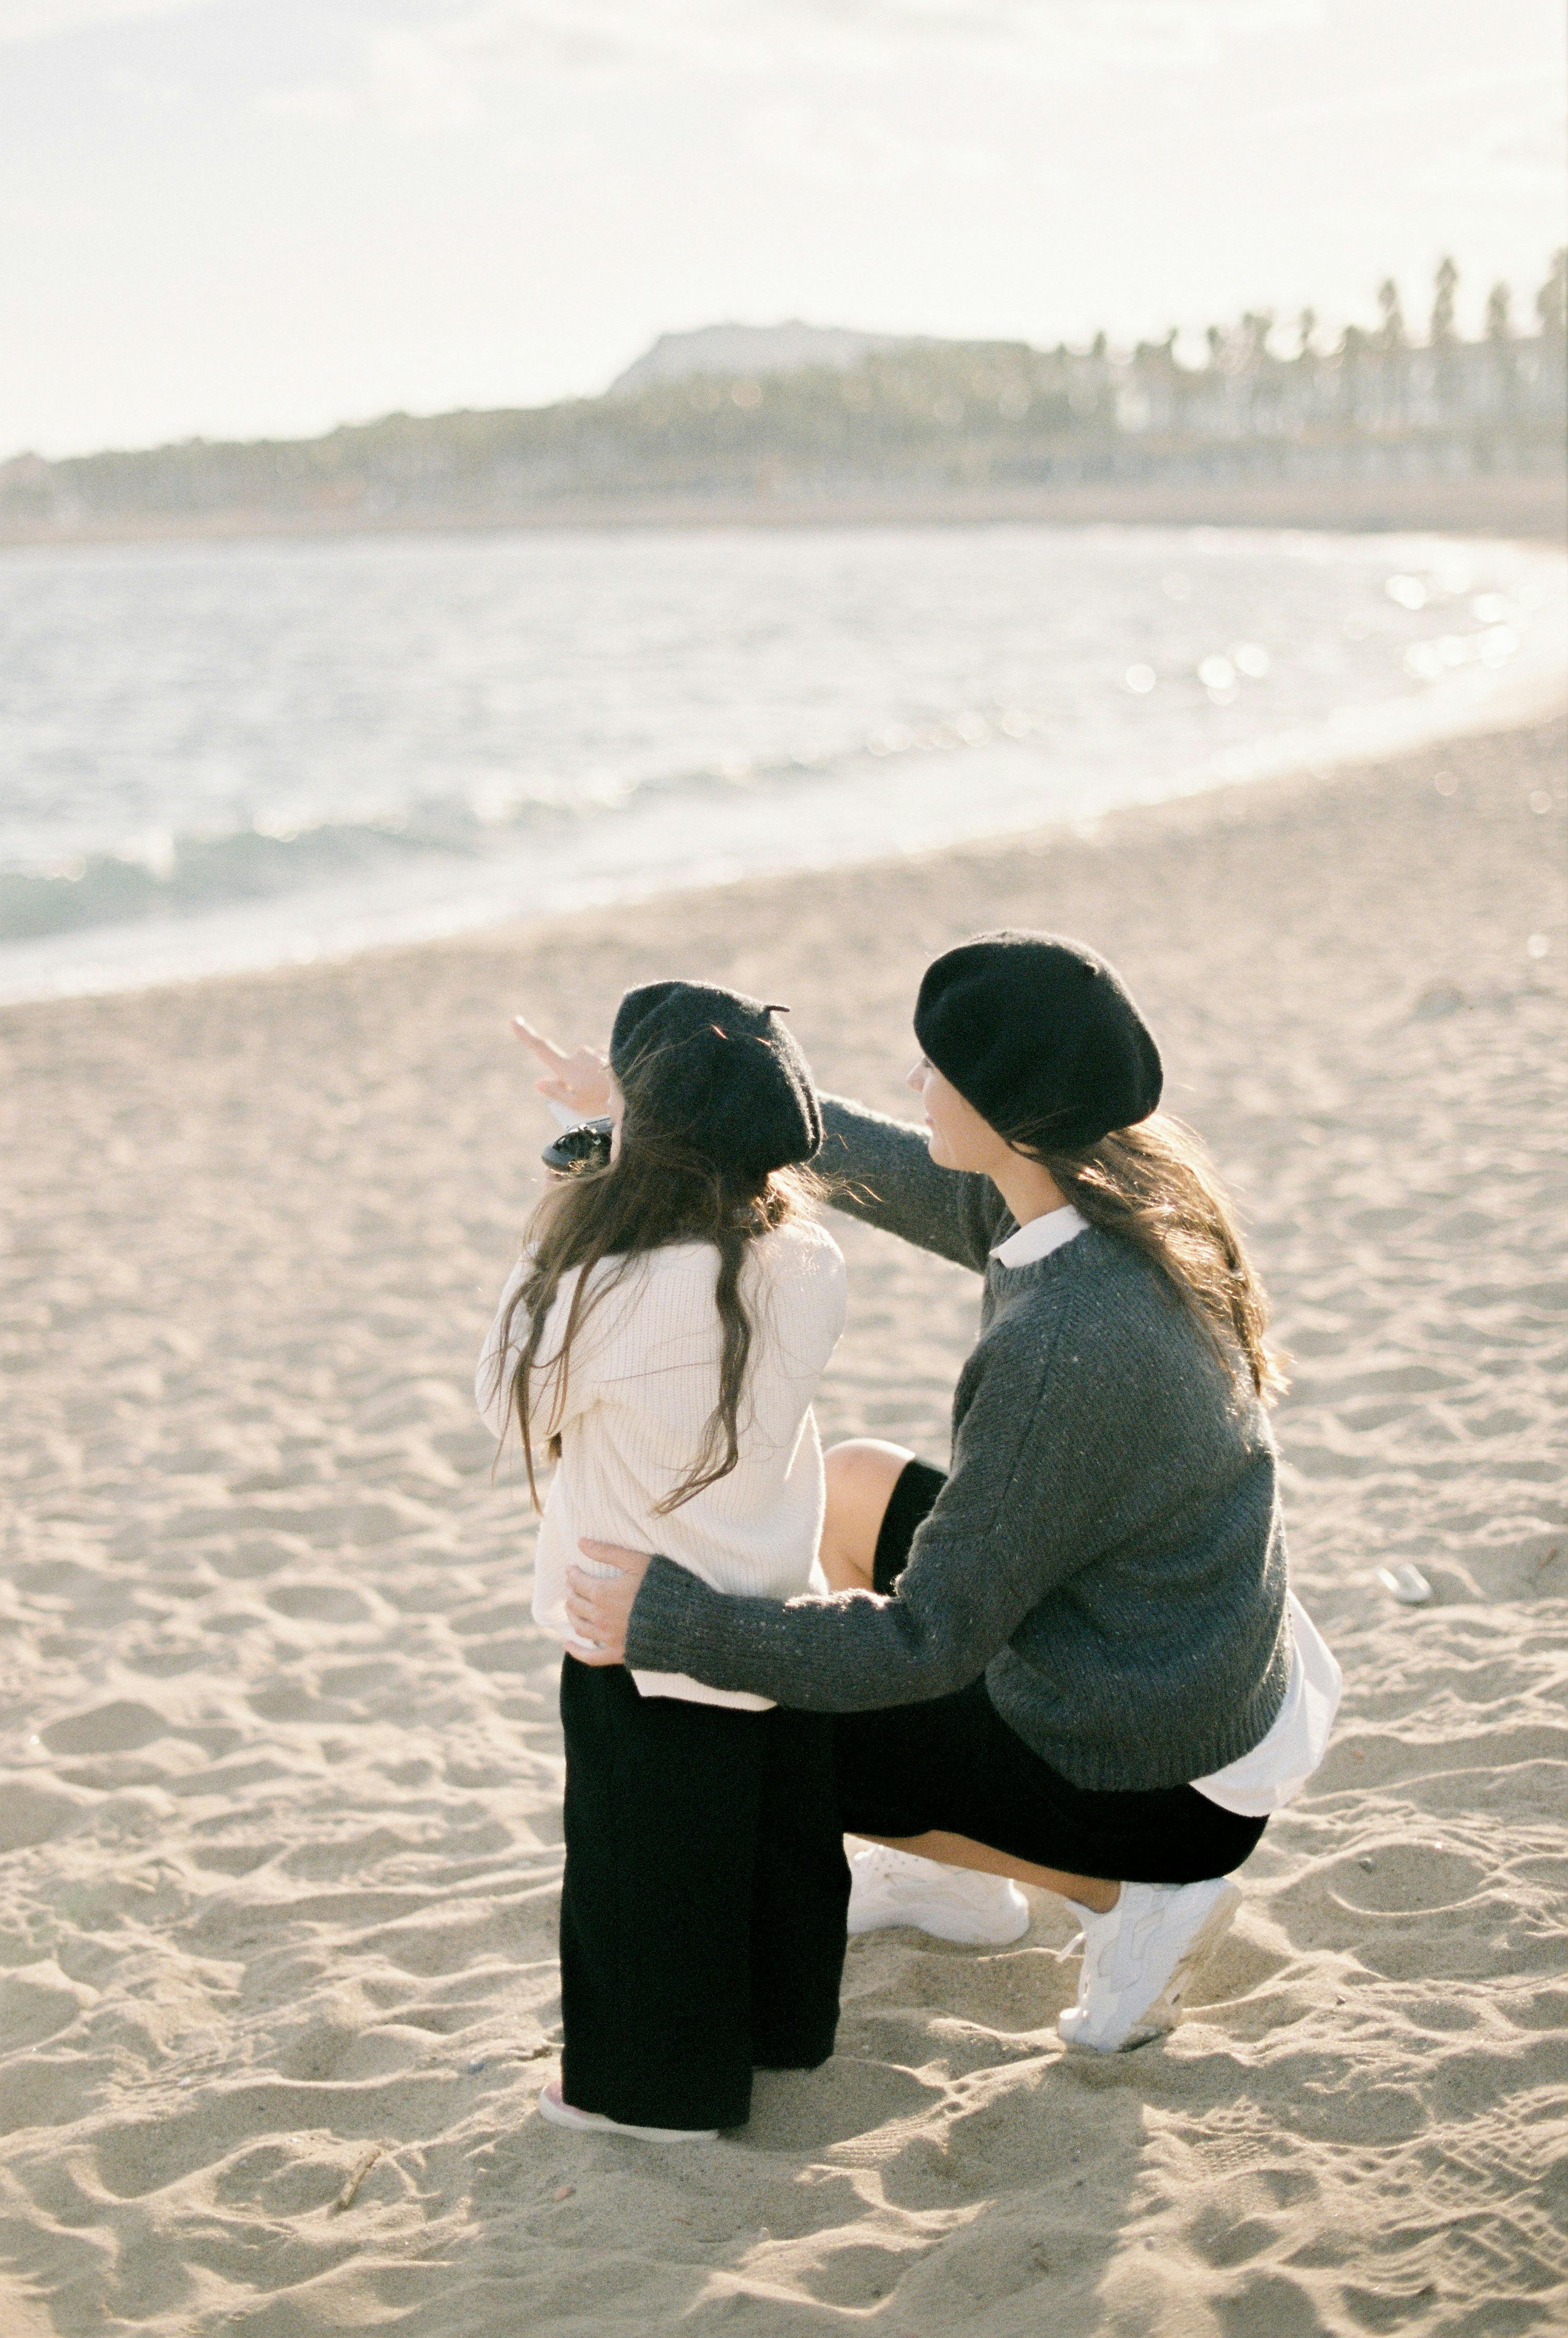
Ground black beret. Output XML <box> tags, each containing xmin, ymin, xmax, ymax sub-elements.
<box><xmin>609</xmin><ymin>980</ymin><xmax>823</xmax><ymax>1177</ymax></box>
<box><xmin>914</xmin><ymin>930</ymin><xmax>1162</xmax><ymax>1151</ymax></box>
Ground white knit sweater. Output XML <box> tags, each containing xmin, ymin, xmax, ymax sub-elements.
<box><xmin>477</xmin><ymin>1216</ymin><xmax>847</xmax><ymax>1709</ymax></box>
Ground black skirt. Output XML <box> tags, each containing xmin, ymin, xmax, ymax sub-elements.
<box><xmin>832</xmin><ymin>1461</ymin><xmax>1269</xmax><ymax>1887</ymax></box>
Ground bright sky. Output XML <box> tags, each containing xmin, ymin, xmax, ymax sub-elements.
<box><xmin>3</xmin><ymin>0</ymin><xmax>1563</xmax><ymax>458</ymax></box>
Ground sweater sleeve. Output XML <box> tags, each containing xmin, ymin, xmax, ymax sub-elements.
<box><xmin>624</xmin><ymin>1289</ymin><xmax>1118</xmax><ymax>1709</ymax></box>
<box><xmin>818</xmin><ymin>1096</ymin><xmax>1011</xmax><ymax>1272</ymax></box>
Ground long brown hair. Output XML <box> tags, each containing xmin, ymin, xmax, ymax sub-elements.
<box><xmin>488</xmin><ymin>1071</ymin><xmax>816</xmax><ymax>1514</ymax></box>
<box><xmin>1006</xmin><ymin>1109</ymin><xmax>1287</xmax><ymax>1405</ymax></box>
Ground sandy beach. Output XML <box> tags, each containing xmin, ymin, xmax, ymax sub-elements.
<box><xmin>3</xmin><ymin>470</ymin><xmax>1563</xmax><ymax>551</ymax></box>
<box><xmin>2</xmin><ymin>708</ymin><xmax>1564</xmax><ymax>2336</ymax></box>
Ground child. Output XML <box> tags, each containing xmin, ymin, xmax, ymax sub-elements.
<box><xmin>477</xmin><ymin>982</ymin><xmax>850</xmax><ymax>2139</ymax></box>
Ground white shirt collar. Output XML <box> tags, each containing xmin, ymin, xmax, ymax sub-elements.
<box><xmin>989</xmin><ymin>1203</ymin><xmax>1090</xmax><ymax>1269</ymax></box>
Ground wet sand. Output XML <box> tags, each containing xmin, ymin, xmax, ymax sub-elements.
<box><xmin>1</xmin><ymin>711</ymin><xmax>1564</xmax><ymax>2335</ymax></box>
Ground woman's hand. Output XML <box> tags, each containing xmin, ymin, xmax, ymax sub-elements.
<box><xmin>512</xmin><ymin>1016</ymin><xmax>612</xmax><ymax>1118</ymax></box>
<box><xmin>564</xmin><ymin>1540</ymin><xmax>653</xmax><ymax>1665</ymax></box>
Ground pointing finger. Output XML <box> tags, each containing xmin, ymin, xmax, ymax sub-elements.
<box><xmin>512</xmin><ymin>1016</ymin><xmax>567</xmax><ymax>1066</ymax></box>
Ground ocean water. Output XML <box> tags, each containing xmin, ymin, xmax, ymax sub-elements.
<box><xmin>0</xmin><ymin>522</ymin><xmax>1562</xmax><ymax>1002</ymax></box>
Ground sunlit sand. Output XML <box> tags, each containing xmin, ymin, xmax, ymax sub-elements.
<box><xmin>1</xmin><ymin>712</ymin><xmax>1563</xmax><ymax>2334</ymax></box>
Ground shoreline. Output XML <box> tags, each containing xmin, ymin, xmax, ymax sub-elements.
<box><xmin>2</xmin><ymin>709</ymin><xmax>1565</xmax><ymax>2333</ymax></box>
<box><xmin>3</xmin><ymin>644</ymin><xmax>1563</xmax><ymax>1013</ymax></box>
<box><xmin>2</xmin><ymin>470</ymin><xmax>1564</xmax><ymax>553</ymax></box>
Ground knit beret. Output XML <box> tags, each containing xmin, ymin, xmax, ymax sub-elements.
<box><xmin>914</xmin><ymin>930</ymin><xmax>1162</xmax><ymax>1151</ymax></box>
<box><xmin>609</xmin><ymin>980</ymin><xmax>823</xmax><ymax>1176</ymax></box>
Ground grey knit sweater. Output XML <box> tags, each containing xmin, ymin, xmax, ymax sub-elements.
<box><xmin>624</xmin><ymin>1095</ymin><xmax>1292</xmax><ymax>1792</ymax></box>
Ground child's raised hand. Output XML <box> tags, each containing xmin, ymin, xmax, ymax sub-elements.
<box><xmin>512</xmin><ymin>1016</ymin><xmax>612</xmax><ymax>1117</ymax></box>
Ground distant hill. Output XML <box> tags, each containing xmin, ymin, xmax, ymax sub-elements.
<box><xmin>607</xmin><ymin>322</ymin><xmax>908</xmax><ymax>396</ymax></box>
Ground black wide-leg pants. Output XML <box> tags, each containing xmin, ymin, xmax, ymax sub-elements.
<box><xmin>557</xmin><ymin>1655</ymin><xmax>849</xmax><ymax>2132</ymax></box>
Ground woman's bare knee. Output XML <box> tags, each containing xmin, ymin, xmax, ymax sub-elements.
<box><xmin>820</xmin><ymin>1440</ymin><xmax>914</xmax><ymax>1591</ymax></box>
<box><xmin>866</xmin><ymin>1829</ymin><xmax>1119</xmax><ymax>1913</ymax></box>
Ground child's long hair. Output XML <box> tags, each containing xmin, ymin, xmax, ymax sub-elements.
<box><xmin>489</xmin><ymin>1052</ymin><xmax>817</xmax><ymax>1514</ymax></box>
<box><xmin>1002</xmin><ymin>1109</ymin><xmax>1288</xmax><ymax>1405</ymax></box>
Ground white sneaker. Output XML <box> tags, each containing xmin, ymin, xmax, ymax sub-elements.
<box><xmin>537</xmin><ymin>2079</ymin><xmax>717</xmax><ymax>2142</ymax></box>
<box><xmin>1057</xmin><ymin>1877</ymin><xmax>1241</xmax><ymax>2052</ymax></box>
<box><xmin>846</xmin><ymin>1841</ymin><xmax>1032</xmax><ymax>1946</ymax></box>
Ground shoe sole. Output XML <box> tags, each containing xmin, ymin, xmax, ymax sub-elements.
<box><xmin>1063</xmin><ymin>1880</ymin><xmax>1242</xmax><ymax>2054</ymax></box>
<box><xmin>537</xmin><ymin>2088</ymin><xmax>717</xmax><ymax>2142</ymax></box>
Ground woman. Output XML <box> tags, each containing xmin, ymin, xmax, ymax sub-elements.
<box><xmin>480</xmin><ymin>982</ymin><xmax>850</xmax><ymax>2138</ymax></box>
<box><xmin>536</xmin><ymin>932</ymin><xmax>1340</xmax><ymax>2054</ymax></box>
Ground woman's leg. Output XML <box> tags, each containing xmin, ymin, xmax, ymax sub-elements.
<box><xmin>825</xmin><ymin>1446</ymin><xmax>1118</xmax><ymax>1911</ymax></box>
<box><xmin>856</xmin><ymin>1827</ymin><xmax>1118</xmax><ymax>1914</ymax></box>
<box><xmin>818</xmin><ymin>1439</ymin><xmax>913</xmax><ymax>1590</ymax></box>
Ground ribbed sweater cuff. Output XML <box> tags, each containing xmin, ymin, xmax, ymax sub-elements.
<box><xmin>626</xmin><ymin>1553</ymin><xmax>739</xmax><ymax>1686</ymax></box>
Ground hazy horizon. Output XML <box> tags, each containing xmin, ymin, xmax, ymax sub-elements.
<box><xmin>4</xmin><ymin>0</ymin><xmax>1563</xmax><ymax>461</ymax></box>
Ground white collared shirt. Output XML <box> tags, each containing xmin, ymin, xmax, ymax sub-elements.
<box><xmin>1193</xmin><ymin>1594</ymin><xmax>1342</xmax><ymax>1814</ymax></box>
<box><xmin>989</xmin><ymin>1203</ymin><xmax>1091</xmax><ymax>1268</ymax></box>
<box><xmin>988</xmin><ymin>1201</ymin><xmax>1341</xmax><ymax>1813</ymax></box>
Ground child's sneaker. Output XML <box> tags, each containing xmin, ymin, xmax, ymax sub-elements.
<box><xmin>846</xmin><ymin>1841</ymin><xmax>1032</xmax><ymax>1946</ymax></box>
<box><xmin>1057</xmin><ymin>1877</ymin><xmax>1241</xmax><ymax>2051</ymax></box>
<box><xmin>538</xmin><ymin>2079</ymin><xmax>717</xmax><ymax>2142</ymax></box>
